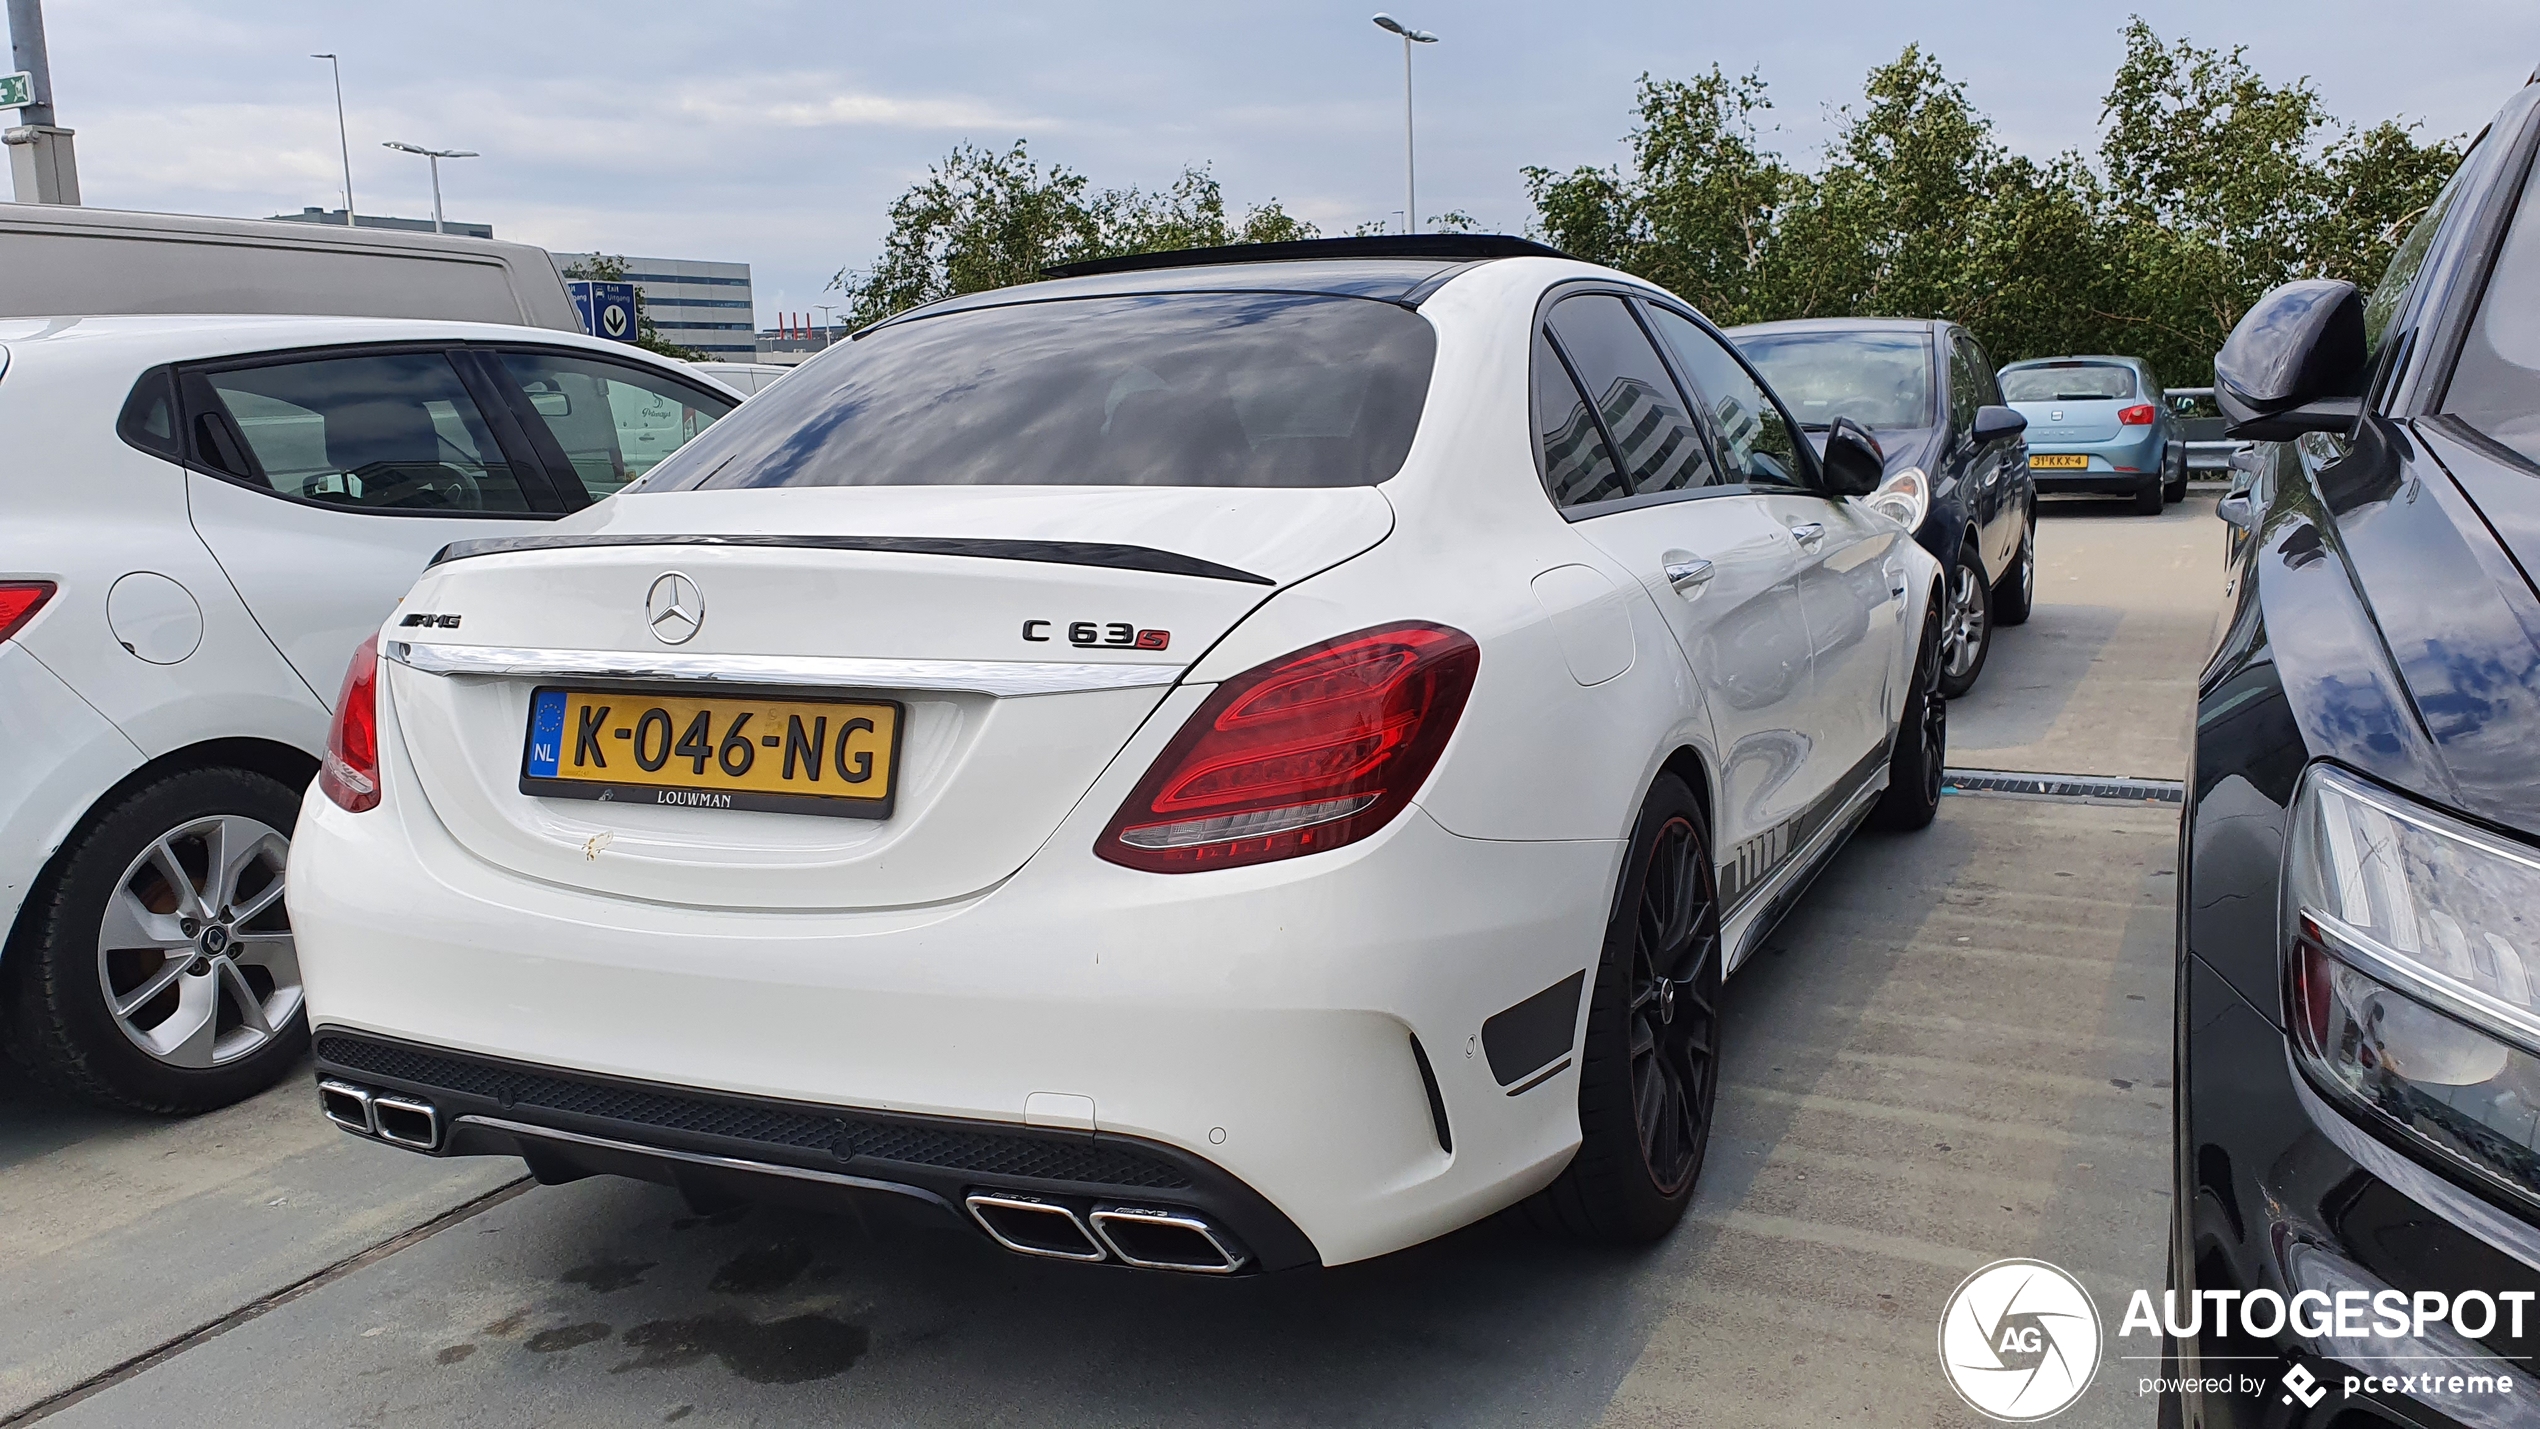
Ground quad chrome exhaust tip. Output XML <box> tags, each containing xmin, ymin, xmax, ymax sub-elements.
<box><xmin>964</xmin><ymin>1193</ymin><xmax>1108</xmax><ymax>1262</ymax></box>
<box><xmin>963</xmin><ymin>1191</ymin><xmax>1248</xmax><ymax>1274</ymax></box>
<box><xmin>318</xmin><ymin>1079</ymin><xmax>440</xmax><ymax>1151</ymax></box>
<box><xmin>1088</xmin><ymin>1207</ymin><xmax>1247</xmax><ymax>1274</ymax></box>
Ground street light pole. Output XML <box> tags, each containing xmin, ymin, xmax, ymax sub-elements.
<box><xmin>815</xmin><ymin>304</ymin><xmax>839</xmax><ymax>347</ymax></box>
<box><xmin>1370</xmin><ymin>14</ymin><xmax>1436</xmax><ymax>234</ymax></box>
<box><xmin>311</xmin><ymin>53</ymin><xmax>354</xmax><ymax>226</ymax></box>
<box><xmin>5</xmin><ymin>0</ymin><xmax>81</xmax><ymax>204</ymax></box>
<box><xmin>383</xmin><ymin>141</ymin><xmax>477</xmax><ymax>234</ymax></box>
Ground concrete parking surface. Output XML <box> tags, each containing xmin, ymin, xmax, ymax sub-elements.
<box><xmin>0</xmin><ymin>497</ymin><xmax>2229</xmax><ymax>1428</ymax></box>
<box><xmin>1952</xmin><ymin>490</ymin><xmax>2227</xmax><ymax>782</ymax></box>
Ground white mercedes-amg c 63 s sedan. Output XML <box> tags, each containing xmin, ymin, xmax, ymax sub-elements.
<box><xmin>290</xmin><ymin>235</ymin><xmax>1945</xmax><ymax>1274</ymax></box>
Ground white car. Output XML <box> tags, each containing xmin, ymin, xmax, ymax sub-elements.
<box><xmin>290</xmin><ymin>238</ymin><xmax>1945</xmax><ymax>1272</ymax></box>
<box><xmin>0</xmin><ymin>315</ymin><xmax>738</xmax><ymax>1112</ymax></box>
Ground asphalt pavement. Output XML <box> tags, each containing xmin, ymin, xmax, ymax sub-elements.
<box><xmin>0</xmin><ymin>494</ymin><xmax>2232</xmax><ymax>1428</ymax></box>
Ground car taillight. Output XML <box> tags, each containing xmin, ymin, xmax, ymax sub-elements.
<box><xmin>1098</xmin><ymin>622</ymin><xmax>1479</xmax><ymax>872</ymax></box>
<box><xmin>0</xmin><ymin>581</ymin><xmax>55</xmax><ymax>643</ymax></box>
<box><xmin>2118</xmin><ymin>403</ymin><xmax>2157</xmax><ymax>425</ymax></box>
<box><xmin>319</xmin><ymin>634</ymin><xmax>382</xmax><ymax>813</ymax></box>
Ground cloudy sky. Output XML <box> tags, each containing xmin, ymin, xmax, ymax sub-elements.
<box><xmin>21</xmin><ymin>1</ymin><xmax>2537</xmax><ymax>328</ymax></box>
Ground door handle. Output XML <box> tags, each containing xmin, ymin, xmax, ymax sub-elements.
<box><xmin>1788</xmin><ymin>522</ymin><xmax>1825</xmax><ymax>548</ymax></box>
<box><xmin>1662</xmin><ymin>557</ymin><xmax>1715</xmax><ymax>594</ymax></box>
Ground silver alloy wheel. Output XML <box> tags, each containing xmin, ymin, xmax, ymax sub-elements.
<box><xmin>2019</xmin><ymin>523</ymin><xmax>2037</xmax><ymax>608</ymax></box>
<box><xmin>1943</xmin><ymin>563</ymin><xmax>1988</xmax><ymax>681</ymax></box>
<box><xmin>95</xmin><ymin>814</ymin><xmax>299</xmax><ymax>1068</ymax></box>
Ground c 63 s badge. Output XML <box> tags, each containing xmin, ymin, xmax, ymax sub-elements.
<box><xmin>1023</xmin><ymin>620</ymin><xmax>1169</xmax><ymax>651</ymax></box>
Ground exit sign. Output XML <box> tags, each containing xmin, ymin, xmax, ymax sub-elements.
<box><xmin>0</xmin><ymin>73</ymin><xmax>30</xmax><ymax>110</ymax></box>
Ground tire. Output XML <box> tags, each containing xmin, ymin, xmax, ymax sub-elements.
<box><xmin>2134</xmin><ymin>473</ymin><xmax>2165</xmax><ymax>515</ymax></box>
<box><xmin>1937</xmin><ymin>541</ymin><xmax>1991</xmax><ymax>699</ymax></box>
<box><xmin>2</xmin><ymin>766</ymin><xmax>308</xmax><ymax>1113</ymax></box>
<box><xmin>1870</xmin><ymin>592</ymin><xmax>1946</xmax><ymax>832</ymax></box>
<box><xmin>1527</xmin><ymin>773</ymin><xmax>1720</xmax><ymax>1244</ymax></box>
<box><xmin>2163</xmin><ymin>443</ymin><xmax>2188</xmax><ymax>503</ymax></box>
<box><xmin>1991</xmin><ymin>513</ymin><xmax>2035</xmax><ymax>627</ymax></box>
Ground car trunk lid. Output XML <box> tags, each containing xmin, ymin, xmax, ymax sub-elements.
<box><xmin>382</xmin><ymin>485</ymin><xmax>1392</xmax><ymax>910</ymax></box>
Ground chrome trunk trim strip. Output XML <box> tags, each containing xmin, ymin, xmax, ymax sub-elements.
<box><xmin>385</xmin><ymin>641</ymin><xmax>1183</xmax><ymax>696</ymax></box>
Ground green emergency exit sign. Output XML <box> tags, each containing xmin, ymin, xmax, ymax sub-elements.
<box><xmin>0</xmin><ymin>73</ymin><xmax>32</xmax><ymax>110</ymax></box>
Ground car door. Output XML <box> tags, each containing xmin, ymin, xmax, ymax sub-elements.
<box><xmin>1947</xmin><ymin>328</ymin><xmax>2014</xmax><ymax>575</ymax></box>
<box><xmin>1646</xmin><ymin>304</ymin><xmax>1907</xmax><ymax>803</ymax></box>
<box><xmin>176</xmin><ymin>344</ymin><xmax>582</xmax><ymax>706</ymax></box>
<box><xmin>1531</xmin><ymin>292</ymin><xmax>1823</xmax><ymax>882</ymax></box>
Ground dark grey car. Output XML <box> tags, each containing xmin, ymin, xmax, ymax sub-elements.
<box><xmin>1729</xmin><ymin>317</ymin><xmax>2035</xmax><ymax>696</ymax></box>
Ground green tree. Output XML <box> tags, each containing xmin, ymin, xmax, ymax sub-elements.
<box><xmin>832</xmin><ymin>140</ymin><xmax>1318</xmax><ymax>327</ymax></box>
<box><xmin>1524</xmin><ymin>68</ymin><xmax>1793</xmax><ymax>323</ymax></box>
<box><xmin>558</xmin><ymin>253</ymin><xmax>706</xmax><ymax>360</ymax></box>
<box><xmin>1523</xmin><ymin>19</ymin><xmax>2464</xmax><ymax>387</ymax></box>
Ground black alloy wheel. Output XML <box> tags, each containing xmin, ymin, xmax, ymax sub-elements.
<box><xmin>1938</xmin><ymin>543</ymin><xmax>1991</xmax><ymax>699</ymax></box>
<box><xmin>1871</xmin><ymin>591</ymin><xmax>1946</xmax><ymax>832</ymax></box>
<box><xmin>1528</xmin><ymin>773</ymin><xmax>1721</xmax><ymax>1242</ymax></box>
<box><xmin>2134</xmin><ymin>470</ymin><xmax>2166</xmax><ymax>515</ymax></box>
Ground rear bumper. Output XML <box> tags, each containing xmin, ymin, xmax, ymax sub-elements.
<box><xmin>2027</xmin><ymin>429</ymin><xmax>2168</xmax><ymax>491</ymax></box>
<box><xmin>312</xmin><ymin>1028</ymin><xmax>1318</xmax><ymax>1271</ymax></box>
<box><xmin>290</xmin><ymin>730</ymin><xmax>1624</xmax><ymax>1267</ymax></box>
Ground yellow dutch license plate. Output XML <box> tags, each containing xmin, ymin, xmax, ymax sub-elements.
<box><xmin>521</xmin><ymin>687</ymin><xmax>901</xmax><ymax>818</ymax></box>
<box><xmin>2030</xmin><ymin>453</ymin><xmax>2090</xmax><ymax>470</ymax></box>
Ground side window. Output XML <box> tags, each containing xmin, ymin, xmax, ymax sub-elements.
<box><xmin>1540</xmin><ymin>294</ymin><xmax>1717</xmax><ymax>500</ymax></box>
<box><xmin>1947</xmin><ymin>333</ymin><xmax>1984</xmax><ymax>434</ymax></box>
<box><xmin>2445</xmin><ymin>151</ymin><xmax>2540</xmax><ymax>468</ymax></box>
<box><xmin>1643</xmin><ymin>305</ymin><xmax>1804</xmax><ymax>488</ymax></box>
<box><xmin>2366</xmin><ymin>158</ymin><xmax>2473</xmax><ymax>366</ymax></box>
<box><xmin>189</xmin><ymin>352</ymin><xmax>532</xmax><ymax>513</ymax></box>
<box><xmin>1533</xmin><ymin>327</ymin><xmax>1629</xmax><ymax>507</ymax></box>
<box><xmin>499</xmin><ymin>351</ymin><xmax>736</xmax><ymax>500</ymax></box>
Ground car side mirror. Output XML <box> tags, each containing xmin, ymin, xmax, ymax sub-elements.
<box><xmin>1970</xmin><ymin>405</ymin><xmax>2026</xmax><ymax>443</ymax></box>
<box><xmin>2218</xmin><ymin>494</ymin><xmax>2257</xmax><ymax>532</ymax></box>
<box><xmin>2214</xmin><ymin>279</ymin><xmax>2367</xmax><ymax>439</ymax></box>
<box><xmin>1820</xmin><ymin>417</ymin><xmax>1884</xmax><ymax>497</ymax></box>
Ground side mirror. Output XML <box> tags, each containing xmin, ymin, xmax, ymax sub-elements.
<box><xmin>1820</xmin><ymin>417</ymin><xmax>1885</xmax><ymax>497</ymax></box>
<box><xmin>2217</xmin><ymin>494</ymin><xmax>2257</xmax><ymax>532</ymax></box>
<box><xmin>1970</xmin><ymin>404</ymin><xmax>2026</xmax><ymax>443</ymax></box>
<box><xmin>2214</xmin><ymin>280</ymin><xmax>2366</xmax><ymax>439</ymax></box>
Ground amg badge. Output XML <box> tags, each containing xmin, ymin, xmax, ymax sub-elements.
<box><xmin>397</xmin><ymin>612</ymin><xmax>462</xmax><ymax>628</ymax></box>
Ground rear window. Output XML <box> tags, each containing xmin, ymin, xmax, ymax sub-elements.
<box><xmin>1733</xmin><ymin>330</ymin><xmax>1933</xmax><ymax>431</ymax></box>
<box><xmin>647</xmin><ymin>293</ymin><xmax>1438</xmax><ymax>491</ymax></box>
<box><xmin>2001</xmin><ymin>363</ymin><xmax>2138</xmax><ymax>402</ymax></box>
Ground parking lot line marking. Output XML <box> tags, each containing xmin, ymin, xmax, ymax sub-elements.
<box><xmin>0</xmin><ymin>1177</ymin><xmax>529</xmax><ymax>1428</ymax></box>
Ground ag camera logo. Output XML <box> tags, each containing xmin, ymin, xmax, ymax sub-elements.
<box><xmin>1939</xmin><ymin>1258</ymin><xmax>2103</xmax><ymax>1421</ymax></box>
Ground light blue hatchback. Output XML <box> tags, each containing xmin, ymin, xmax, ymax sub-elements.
<box><xmin>1997</xmin><ymin>356</ymin><xmax>2183</xmax><ymax>515</ymax></box>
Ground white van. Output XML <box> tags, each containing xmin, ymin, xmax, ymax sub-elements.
<box><xmin>0</xmin><ymin>204</ymin><xmax>581</xmax><ymax>330</ymax></box>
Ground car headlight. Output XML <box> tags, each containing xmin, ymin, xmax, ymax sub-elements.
<box><xmin>1864</xmin><ymin>467</ymin><xmax>1929</xmax><ymax>532</ymax></box>
<box><xmin>2286</xmin><ymin>763</ymin><xmax>2540</xmax><ymax>1205</ymax></box>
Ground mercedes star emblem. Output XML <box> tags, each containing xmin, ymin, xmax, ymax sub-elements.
<box><xmin>645</xmin><ymin>572</ymin><xmax>704</xmax><ymax>645</ymax></box>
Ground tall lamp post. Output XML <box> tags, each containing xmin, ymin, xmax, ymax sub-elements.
<box><xmin>310</xmin><ymin>53</ymin><xmax>354</xmax><ymax>225</ymax></box>
<box><xmin>382</xmin><ymin>141</ymin><xmax>477</xmax><ymax>233</ymax></box>
<box><xmin>1370</xmin><ymin>14</ymin><xmax>1436</xmax><ymax>234</ymax></box>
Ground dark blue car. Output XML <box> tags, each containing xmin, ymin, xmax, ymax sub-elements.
<box><xmin>1729</xmin><ymin>317</ymin><xmax>2034</xmax><ymax>695</ymax></box>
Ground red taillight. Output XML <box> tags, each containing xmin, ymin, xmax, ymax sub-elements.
<box><xmin>1098</xmin><ymin>622</ymin><xmax>1480</xmax><ymax>872</ymax></box>
<box><xmin>319</xmin><ymin>633</ymin><xmax>382</xmax><ymax>813</ymax></box>
<box><xmin>2118</xmin><ymin>403</ymin><xmax>2157</xmax><ymax>426</ymax></box>
<box><xmin>0</xmin><ymin>581</ymin><xmax>56</xmax><ymax>643</ymax></box>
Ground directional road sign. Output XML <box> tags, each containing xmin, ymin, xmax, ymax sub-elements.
<box><xmin>565</xmin><ymin>280</ymin><xmax>639</xmax><ymax>343</ymax></box>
